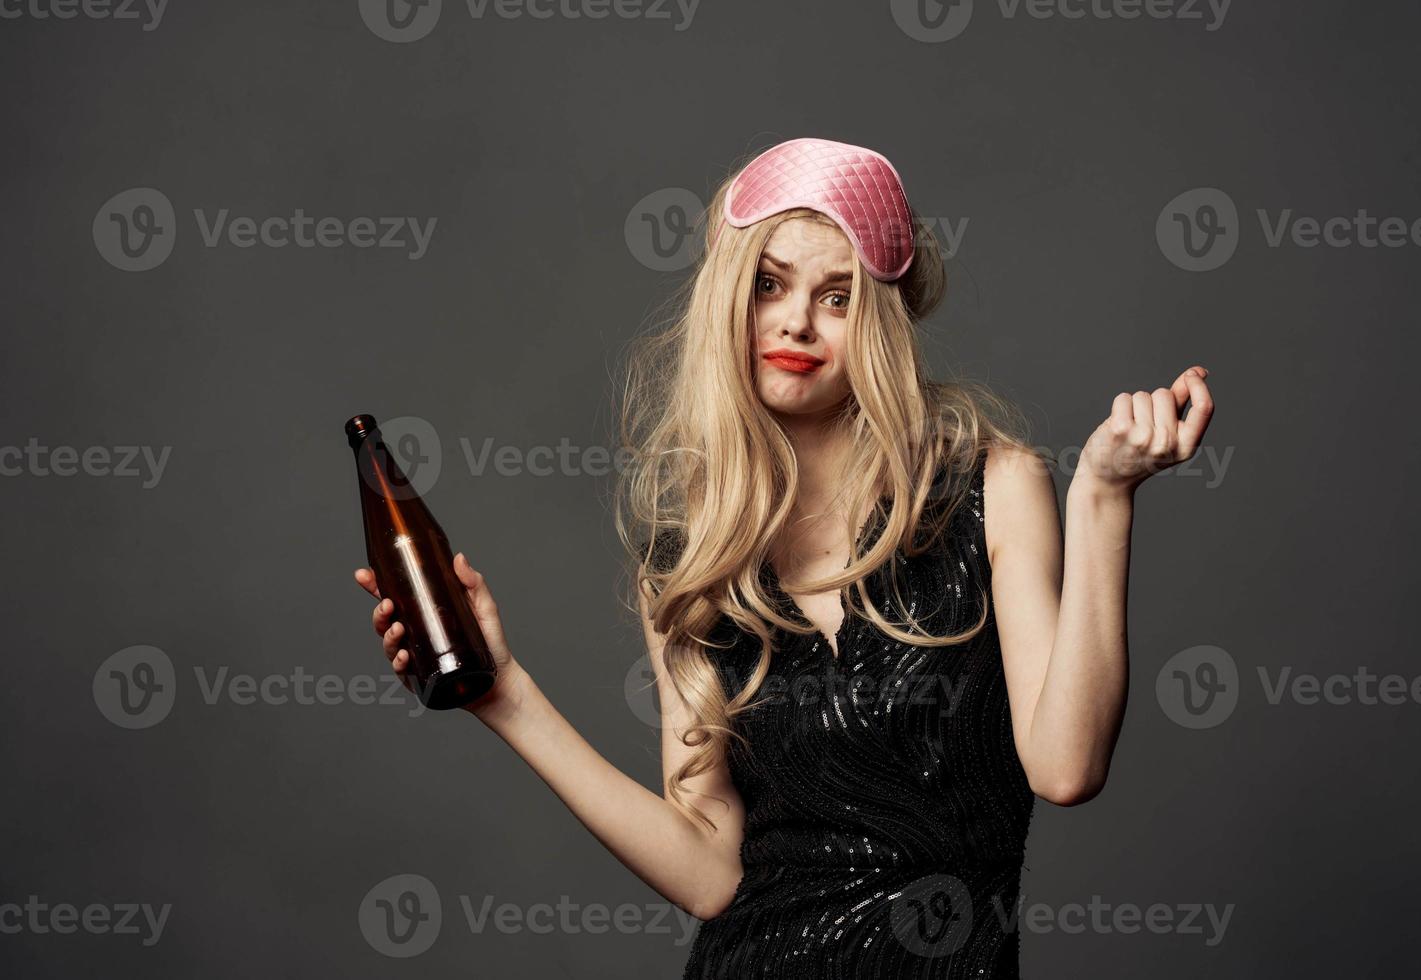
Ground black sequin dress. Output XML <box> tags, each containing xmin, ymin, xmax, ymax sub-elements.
<box><xmin>676</xmin><ymin>456</ymin><xmax>1036</xmax><ymax>978</ymax></box>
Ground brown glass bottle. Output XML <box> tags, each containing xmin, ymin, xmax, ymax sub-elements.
<box><xmin>346</xmin><ymin>414</ymin><xmax>496</xmax><ymax>710</ymax></box>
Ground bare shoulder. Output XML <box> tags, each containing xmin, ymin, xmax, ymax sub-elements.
<box><xmin>980</xmin><ymin>442</ymin><xmax>1060</xmax><ymax>566</ymax></box>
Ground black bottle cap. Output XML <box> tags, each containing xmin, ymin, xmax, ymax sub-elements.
<box><xmin>345</xmin><ymin>414</ymin><xmax>379</xmax><ymax>449</ymax></box>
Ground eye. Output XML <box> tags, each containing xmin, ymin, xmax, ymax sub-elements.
<box><xmin>823</xmin><ymin>290</ymin><xmax>850</xmax><ymax>311</ymax></box>
<box><xmin>755</xmin><ymin>273</ymin><xmax>781</xmax><ymax>297</ymax></box>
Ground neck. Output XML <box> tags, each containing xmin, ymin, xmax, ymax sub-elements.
<box><xmin>778</xmin><ymin>407</ymin><xmax>852</xmax><ymax>515</ymax></box>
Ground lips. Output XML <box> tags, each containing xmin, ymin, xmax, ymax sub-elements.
<box><xmin>762</xmin><ymin>349</ymin><xmax>825</xmax><ymax>374</ymax></box>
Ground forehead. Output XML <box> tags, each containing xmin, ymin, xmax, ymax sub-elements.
<box><xmin>761</xmin><ymin>217</ymin><xmax>853</xmax><ymax>266</ymax></box>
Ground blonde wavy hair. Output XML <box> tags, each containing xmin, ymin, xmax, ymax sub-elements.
<box><xmin>613</xmin><ymin>150</ymin><xmax>1042</xmax><ymax>833</ymax></box>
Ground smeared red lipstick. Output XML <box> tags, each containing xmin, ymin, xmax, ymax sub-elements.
<box><xmin>762</xmin><ymin>348</ymin><xmax>825</xmax><ymax>374</ymax></box>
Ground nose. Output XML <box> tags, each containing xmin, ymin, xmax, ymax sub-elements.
<box><xmin>778</xmin><ymin>301</ymin><xmax>815</xmax><ymax>341</ymax></box>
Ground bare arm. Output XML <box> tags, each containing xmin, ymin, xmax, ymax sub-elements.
<box><xmin>985</xmin><ymin>366</ymin><xmax>1215</xmax><ymax>806</ymax></box>
<box><xmin>985</xmin><ymin>444</ymin><xmax>1132</xmax><ymax>806</ymax></box>
<box><xmin>355</xmin><ymin>558</ymin><xmax>745</xmax><ymax>919</ymax></box>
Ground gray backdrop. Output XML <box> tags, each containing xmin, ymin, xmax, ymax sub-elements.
<box><xmin>3</xmin><ymin>0</ymin><xmax>1417</xmax><ymax>976</ymax></box>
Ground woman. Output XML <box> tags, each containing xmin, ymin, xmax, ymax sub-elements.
<box><xmin>354</xmin><ymin>137</ymin><xmax>1214</xmax><ymax>977</ymax></box>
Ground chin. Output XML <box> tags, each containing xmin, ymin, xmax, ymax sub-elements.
<box><xmin>759</xmin><ymin>393</ymin><xmax>847</xmax><ymax>419</ymax></box>
<box><xmin>754</xmin><ymin>376</ymin><xmax>851</xmax><ymax>418</ymax></box>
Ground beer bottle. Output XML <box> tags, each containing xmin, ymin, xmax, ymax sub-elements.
<box><xmin>346</xmin><ymin>414</ymin><xmax>496</xmax><ymax>710</ymax></box>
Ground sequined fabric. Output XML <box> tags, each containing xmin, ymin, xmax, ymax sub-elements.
<box><xmin>678</xmin><ymin>455</ymin><xmax>1035</xmax><ymax>978</ymax></box>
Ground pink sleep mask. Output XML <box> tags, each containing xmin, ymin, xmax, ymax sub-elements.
<box><xmin>718</xmin><ymin>137</ymin><xmax>917</xmax><ymax>282</ymax></box>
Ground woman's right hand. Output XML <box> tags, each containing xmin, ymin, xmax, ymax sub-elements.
<box><xmin>353</xmin><ymin>552</ymin><xmax>530</xmax><ymax>721</ymax></box>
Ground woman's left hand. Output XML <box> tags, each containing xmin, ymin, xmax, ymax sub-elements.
<box><xmin>1077</xmin><ymin>365</ymin><xmax>1215</xmax><ymax>495</ymax></box>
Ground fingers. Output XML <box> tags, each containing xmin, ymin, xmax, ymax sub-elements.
<box><xmin>381</xmin><ymin>622</ymin><xmax>413</xmax><ymax>679</ymax></box>
<box><xmin>452</xmin><ymin>551</ymin><xmax>479</xmax><ymax>589</ymax></box>
<box><xmin>454</xmin><ymin>552</ymin><xmax>510</xmax><ymax>656</ymax></box>
<box><xmin>391</xmin><ymin>649</ymin><xmax>410</xmax><ymax>675</ymax></box>
<box><xmin>360</xmin><ymin>553</ymin><xmax>511</xmax><ymax>680</ymax></box>
<box><xmin>371</xmin><ymin>597</ymin><xmax>396</xmax><ymax>636</ymax></box>
<box><xmin>1108</xmin><ymin>392</ymin><xmax>1134</xmax><ymax>435</ymax></box>
<box><xmin>381</xmin><ymin>619</ymin><xmax>405</xmax><ymax>659</ymax></box>
<box><xmin>372</xmin><ymin>599</ymin><xmax>411</xmax><ymax>676</ymax></box>
<box><xmin>1129</xmin><ymin>391</ymin><xmax>1154</xmax><ymax>449</ymax></box>
<box><xmin>1169</xmin><ymin>365</ymin><xmax>1205</xmax><ymax>411</ymax></box>
<box><xmin>354</xmin><ymin>567</ymin><xmax>382</xmax><ymax>600</ymax></box>
<box><xmin>356</xmin><ymin>571</ymin><xmax>410</xmax><ymax>683</ymax></box>
<box><xmin>1176</xmin><ymin>368</ymin><xmax>1214</xmax><ymax>459</ymax></box>
<box><xmin>1150</xmin><ymin>387</ymin><xmax>1179</xmax><ymax>463</ymax></box>
<box><xmin>1098</xmin><ymin>368</ymin><xmax>1213</xmax><ymax>483</ymax></box>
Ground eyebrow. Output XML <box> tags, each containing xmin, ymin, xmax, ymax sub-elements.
<box><xmin>760</xmin><ymin>251</ymin><xmax>853</xmax><ymax>283</ymax></box>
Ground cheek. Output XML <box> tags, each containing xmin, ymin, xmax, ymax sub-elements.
<box><xmin>824</xmin><ymin>341</ymin><xmax>854</xmax><ymax>393</ymax></box>
<box><xmin>752</xmin><ymin>304</ymin><xmax>776</xmax><ymax>342</ymax></box>
<box><xmin>818</xmin><ymin>327</ymin><xmax>847</xmax><ymax>371</ymax></box>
